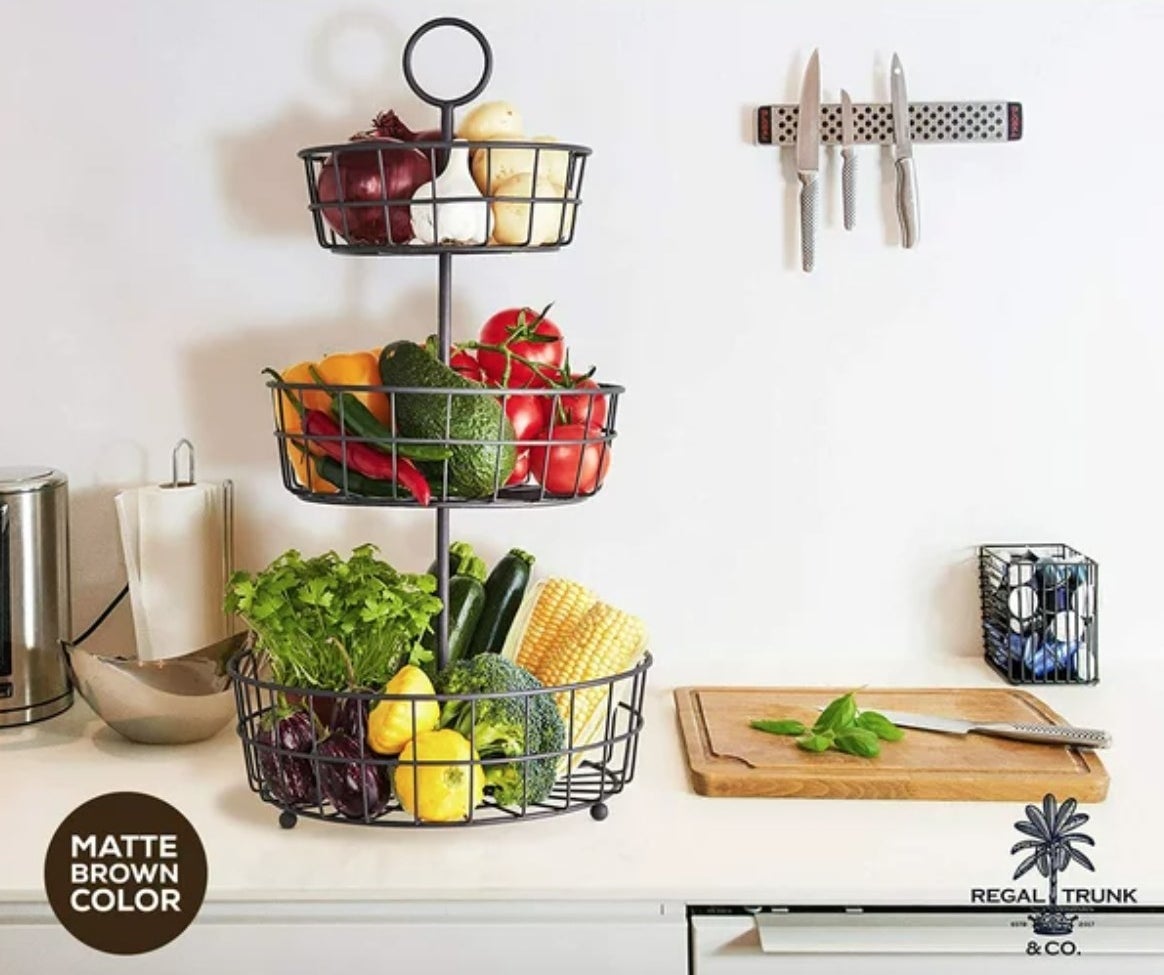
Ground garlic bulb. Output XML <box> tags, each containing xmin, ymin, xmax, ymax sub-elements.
<box><xmin>410</xmin><ymin>146</ymin><xmax>488</xmax><ymax>245</ymax></box>
<box><xmin>491</xmin><ymin>173</ymin><xmax>574</xmax><ymax>246</ymax></box>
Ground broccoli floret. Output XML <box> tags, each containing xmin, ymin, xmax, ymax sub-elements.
<box><xmin>436</xmin><ymin>655</ymin><xmax>565</xmax><ymax>806</ymax></box>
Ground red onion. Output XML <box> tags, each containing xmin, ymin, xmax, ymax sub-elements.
<box><xmin>317</xmin><ymin>121</ymin><xmax>432</xmax><ymax>245</ymax></box>
<box><xmin>373</xmin><ymin>110</ymin><xmax>448</xmax><ymax>173</ymax></box>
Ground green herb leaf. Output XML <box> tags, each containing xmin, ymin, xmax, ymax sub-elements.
<box><xmin>796</xmin><ymin>730</ymin><xmax>835</xmax><ymax>753</ymax></box>
<box><xmin>750</xmin><ymin>719</ymin><xmax>807</xmax><ymax>736</ymax></box>
<box><xmin>855</xmin><ymin>710</ymin><xmax>905</xmax><ymax>742</ymax></box>
<box><xmin>813</xmin><ymin>691</ymin><xmax>858</xmax><ymax>734</ymax></box>
<box><xmin>224</xmin><ymin>545</ymin><xmax>442</xmax><ymax>692</ymax></box>
<box><xmin>834</xmin><ymin>726</ymin><xmax>881</xmax><ymax>758</ymax></box>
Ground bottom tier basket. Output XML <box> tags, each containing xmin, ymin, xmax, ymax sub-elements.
<box><xmin>228</xmin><ymin>647</ymin><xmax>651</xmax><ymax>828</ymax></box>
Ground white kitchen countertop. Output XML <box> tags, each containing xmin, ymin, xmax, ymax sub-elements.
<box><xmin>1</xmin><ymin>655</ymin><xmax>1160</xmax><ymax>907</ymax></box>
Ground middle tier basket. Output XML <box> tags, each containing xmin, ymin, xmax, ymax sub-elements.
<box><xmin>231</xmin><ymin>16</ymin><xmax>649</xmax><ymax>830</ymax></box>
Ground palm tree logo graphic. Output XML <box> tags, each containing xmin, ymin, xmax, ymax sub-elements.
<box><xmin>1011</xmin><ymin>793</ymin><xmax>1096</xmax><ymax>936</ymax></box>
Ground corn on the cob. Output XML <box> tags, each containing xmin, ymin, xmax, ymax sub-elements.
<box><xmin>534</xmin><ymin>601</ymin><xmax>647</xmax><ymax>733</ymax></box>
<box><xmin>514</xmin><ymin>578</ymin><xmax>596</xmax><ymax>675</ymax></box>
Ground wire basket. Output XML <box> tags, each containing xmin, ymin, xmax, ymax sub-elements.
<box><xmin>298</xmin><ymin>138</ymin><xmax>590</xmax><ymax>255</ymax></box>
<box><xmin>978</xmin><ymin>544</ymin><xmax>1099</xmax><ymax>685</ymax></box>
<box><xmin>228</xmin><ymin>647</ymin><xmax>651</xmax><ymax>828</ymax></box>
<box><xmin>270</xmin><ymin>375</ymin><xmax>623</xmax><ymax>507</ymax></box>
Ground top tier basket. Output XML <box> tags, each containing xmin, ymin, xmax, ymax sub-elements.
<box><xmin>298</xmin><ymin>20</ymin><xmax>589</xmax><ymax>255</ymax></box>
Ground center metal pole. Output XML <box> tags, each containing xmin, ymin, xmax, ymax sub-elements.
<box><xmin>433</xmin><ymin>102</ymin><xmax>456</xmax><ymax>673</ymax></box>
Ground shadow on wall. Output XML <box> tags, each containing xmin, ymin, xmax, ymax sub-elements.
<box><xmin>68</xmin><ymin>448</ymin><xmax>152</xmax><ymax>651</ymax></box>
<box><xmin>176</xmin><ymin>282</ymin><xmax>476</xmax><ymax>574</ymax></box>
<box><xmin>932</xmin><ymin>551</ymin><xmax>984</xmax><ymax>658</ymax></box>
<box><xmin>215</xmin><ymin>9</ymin><xmax>432</xmax><ymax>239</ymax></box>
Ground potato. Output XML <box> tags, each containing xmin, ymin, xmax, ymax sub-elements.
<box><xmin>471</xmin><ymin>137</ymin><xmax>571</xmax><ymax>196</ymax></box>
<box><xmin>472</xmin><ymin>144</ymin><xmax>537</xmax><ymax>194</ymax></box>
<box><xmin>531</xmin><ymin>136</ymin><xmax>570</xmax><ymax>187</ymax></box>
<box><xmin>457</xmin><ymin>100</ymin><xmax>523</xmax><ymax>141</ymax></box>
<box><xmin>490</xmin><ymin>173</ymin><xmax>575</xmax><ymax>246</ymax></box>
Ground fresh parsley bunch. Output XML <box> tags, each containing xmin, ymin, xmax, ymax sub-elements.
<box><xmin>225</xmin><ymin>544</ymin><xmax>441</xmax><ymax>691</ymax></box>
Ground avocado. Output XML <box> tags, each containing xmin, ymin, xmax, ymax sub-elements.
<box><xmin>379</xmin><ymin>341</ymin><xmax>516</xmax><ymax>498</ymax></box>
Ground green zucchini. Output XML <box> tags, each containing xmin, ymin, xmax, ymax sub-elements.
<box><xmin>469</xmin><ymin>548</ymin><xmax>535</xmax><ymax>656</ymax></box>
<box><xmin>422</xmin><ymin>574</ymin><xmax>486</xmax><ymax>666</ymax></box>
<box><xmin>427</xmin><ymin>541</ymin><xmax>486</xmax><ymax>582</ymax></box>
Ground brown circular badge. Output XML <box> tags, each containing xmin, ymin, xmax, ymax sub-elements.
<box><xmin>44</xmin><ymin>792</ymin><xmax>207</xmax><ymax>955</ymax></box>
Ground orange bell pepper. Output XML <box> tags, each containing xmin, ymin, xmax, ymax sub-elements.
<box><xmin>270</xmin><ymin>351</ymin><xmax>390</xmax><ymax>494</ymax></box>
<box><xmin>313</xmin><ymin>352</ymin><xmax>391</xmax><ymax>425</ymax></box>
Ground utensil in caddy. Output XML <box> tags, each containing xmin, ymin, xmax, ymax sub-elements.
<box><xmin>64</xmin><ymin>440</ymin><xmax>240</xmax><ymax>744</ymax></box>
<box><xmin>978</xmin><ymin>544</ymin><xmax>1098</xmax><ymax>685</ymax></box>
<box><xmin>234</xmin><ymin>17</ymin><xmax>651</xmax><ymax>829</ymax></box>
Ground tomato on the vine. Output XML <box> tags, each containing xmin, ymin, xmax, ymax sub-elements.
<box><xmin>449</xmin><ymin>348</ymin><xmax>486</xmax><ymax>383</ymax></box>
<box><xmin>505</xmin><ymin>449</ymin><xmax>530</xmax><ymax>486</ymax></box>
<box><xmin>529</xmin><ymin>423</ymin><xmax>611</xmax><ymax>496</ymax></box>
<box><xmin>551</xmin><ymin>375</ymin><xmax>607</xmax><ymax>429</ymax></box>
<box><xmin>501</xmin><ymin>392</ymin><xmax>549</xmax><ymax>441</ymax></box>
<box><xmin>477</xmin><ymin>306</ymin><xmax>565</xmax><ymax>388</ymax></box>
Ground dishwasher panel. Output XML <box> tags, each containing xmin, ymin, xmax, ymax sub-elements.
<box><xmin>691</xmin><ymin>909</ymin><xmax>1164</xmax><ymax>974</ymax></box>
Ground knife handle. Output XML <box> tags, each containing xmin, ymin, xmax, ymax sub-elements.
<box><xmin>798</xmin><ymin>171</ymin><xmax>819</xmax><ymax>273</ymax></box>
<box><xmin>974</xmin><ymin>722</ymin><xmax>1112</xmax><ymax>749</ymax></box>
<box><xmin>841</xmin><ymin>148</ymin><xmax>856</xmax><ymax>231</ymax></box>
<box><xmin>894</xmin><ymin>156</ymin><xmax>919</xmax><ymax>248</ymax></box>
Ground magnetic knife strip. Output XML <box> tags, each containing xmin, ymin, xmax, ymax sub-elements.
<box><xmin>756</xmin><ymin>101</ymin><xmax>1023</xmax><ymax>146</ymax></box>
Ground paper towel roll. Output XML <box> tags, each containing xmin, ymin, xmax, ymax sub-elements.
<box><xmin>115</xmin><ymin>482</ymin><xmax>226</xmax><ymax>663</ymax></box>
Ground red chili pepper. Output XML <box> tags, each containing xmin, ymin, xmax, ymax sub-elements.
<box><xmin>303</xmin><ymin>409</ymin><xmax>432</xmax><ymax>506</ymax></box>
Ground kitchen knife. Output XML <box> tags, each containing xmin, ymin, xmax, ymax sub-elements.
<box><xmin>840</xmin><ymin>89</ymin><xmax>856</xmax><ymax>230</ymax></box>
<box><xmin>890</xmin><ymin>53</ymin><xmax>919</xmax><ymax>248</ymax></box>
<box><xmin>844</xmin><ymin>707</ymin><xmax>1112</xmax><ymax>749</ymax></box>
<box><xmin>796</xmin><ymin>49</ymin><xmax>821</xmax><ymax>272</ymax></box>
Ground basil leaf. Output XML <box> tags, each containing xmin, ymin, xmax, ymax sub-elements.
<box><xmin>813</xmin><ymin>691</ymin><xmax>858</xmax><ymax>734</ymax></box>
<box><xmin>834</xmin><ymin>727</ymin><xmax>881</xmax><ymax>758</ymax></box>
<box><xmin>795</xmin><ymin>730</ymin><xmax>835</xmax><ymax>753</ymax></box>
<box><xmin>855</xmin><ymin>710</ymin><xmax>905</xmax><ymax>742</ymax></box>
<box><xmin>750</xmin><ymin>719</ymin><xmax>806</xmax><ymax>736</ymax></box>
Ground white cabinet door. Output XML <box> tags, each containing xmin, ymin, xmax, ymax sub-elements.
<box><xmin>1</xmin><ymin>900</ymin><xmax>687</xmax><ymax>975</ymax></box>
<box><xmin>692</xmin><ymin>912</ymin><xmax>1164</xmax><ymax>974</ymax></box>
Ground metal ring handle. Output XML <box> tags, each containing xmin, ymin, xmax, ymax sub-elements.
<box><xmin>401</xmin><ymin>17</ymin><xmax>492</xmax><ymax>110</ymax></box>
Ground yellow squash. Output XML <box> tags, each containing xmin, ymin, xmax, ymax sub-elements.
<box><xmin>395</xmin><ymin>729</ymin><xmax>485</xmax><ymax>823</ymax></box>
<box><xmin>367</xmin><ymin>665</ymin><xmax>440</xmax><ymax>755</ymax></box>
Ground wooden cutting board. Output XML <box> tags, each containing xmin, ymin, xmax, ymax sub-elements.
<box><xmin>675</xmin><ymin>687</ymin><xmax>1109</xmax><ymax>801</ymax></box>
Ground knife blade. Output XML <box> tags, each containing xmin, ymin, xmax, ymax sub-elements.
<box><xmin>840</xmin><ymin>89</ymin><xmax>856</xmax><ymax>231</ymax></box>
<box><xmin>859</xmin><ymin>707</ymin><xmax>1112</xmax><ymax>749</ymax></box>
<box><xmin>795</xmin><ymin>49</ymin><xmax>821</xmax><ymax>272</ymax></box>
<box><xmin>890</xmin><ymin>53</ymin><xmax>920</xmax><ymax>248</ymax></box>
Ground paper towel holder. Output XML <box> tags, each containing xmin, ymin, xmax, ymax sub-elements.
<box><xmin>163</xmin><ymin>438</ymin><xmax>196</xmax><ymax>489</ymax></box>
<box><xmin>66</xmin><ymin>438</ymin><xmax>235</xmax><ymax>651</ymax></box>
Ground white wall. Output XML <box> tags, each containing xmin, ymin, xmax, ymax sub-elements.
<box><xmin>4</xmin><ymin>0</ymin><xmax>1161</xmax><ymax>668</ymax></box>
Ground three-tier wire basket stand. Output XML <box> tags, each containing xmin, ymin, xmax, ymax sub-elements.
<box><xmin>229</xmin><ymin>18</ymin><xmax>651</xmax><ymax>829</ymax></box>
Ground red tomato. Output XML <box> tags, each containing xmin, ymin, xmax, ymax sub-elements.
<box><xmin>501</xmin><ymin>393</ymin><xmax>548</xmax><ymax>441</ymax></box>
<box><xmin>505</xmin><ymin>449</ymin><xmax>530</xmax><ymax>486</ymax></box>
<box><xmin>450</xmin><ymin>348</ymin><xmax>485</xmax><ymax>383</ymax></box>
<box><xmin>529</xmin><ymin>423</ymin><xmax>611</xmax><ymax>496</ymax></box>
<box><xmin>551</xmin><ymin>376</ymin><xmax>608</xmax><ymax>429</ymax></box>
<box><xmin>478</xmin><ymin>307</ymin><xmax>565</xmax><ymax>388</ymax></box>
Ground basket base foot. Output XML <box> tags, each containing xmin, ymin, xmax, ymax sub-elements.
<box><xmin>279</xmin><ymin>810</ymin><xmax>299</xmax><ymax>830</ymax></box>
<box><xmin>589</xmin><ymin>802</ymin><xmax>609</xmax><ymax>822</ymax></box>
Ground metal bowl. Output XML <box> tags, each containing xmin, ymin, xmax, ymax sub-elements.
<box><xmin>67</xmin><ymin>633</ymin><xmax>243</xmax><ymax>744</ymax></box>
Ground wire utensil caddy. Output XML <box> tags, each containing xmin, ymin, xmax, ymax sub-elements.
<box><xmin>233</xmin><ymin>17</ymin><xmax>649</xmax><ymax>828</ymax></box>
<box><xmin>978</xmin><ymin>544</ymin><xmax>1099</xmax><ymax>686</ymax></box>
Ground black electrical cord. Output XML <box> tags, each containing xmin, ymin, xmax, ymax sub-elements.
<box><xmin>64</xmin><ymin>584</ymin><xmax>129</xmax><ymax>648</ymax></box>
